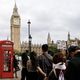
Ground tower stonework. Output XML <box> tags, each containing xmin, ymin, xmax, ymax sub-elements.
<box><xmin>10</xmin><ymin>3</ymin><xmax>21</xmax><ymax>52</ymax></box>
<box><xmin>67</xmin><ymin>32</ymin><xmax>71</xmax><ymax>47</ymax></box>
<box><xmin>47</xmin><ymin>33</ymin><xmax>52</xmax><ymax>46</ymax></box>
<box><xmin>68</xmin><ymin>32</ymin><xmax>70</xmax><ymax>41</ymax></box>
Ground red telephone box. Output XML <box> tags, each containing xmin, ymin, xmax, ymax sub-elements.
<box><xmin>0</xmin><ymin>40</ymin><xmax>14</xmax><ymax>78</ymax></box>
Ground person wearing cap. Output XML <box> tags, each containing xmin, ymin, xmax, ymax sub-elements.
<box><xmin>65</xmin><ymin>47</ymin><xmax>80</xmax><ymax>80</ymax></box>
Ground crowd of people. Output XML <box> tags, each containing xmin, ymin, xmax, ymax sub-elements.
<box><xmin>13</xmin><ymin>44</ymin><xmax>80</xmax><ymax>80</ymax></box>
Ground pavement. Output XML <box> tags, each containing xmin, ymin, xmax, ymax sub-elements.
<box><xmin>0</xmin><ymin>61</ymin><xmax>22</xmax><ymax>80</ymax></box>
<box><xmin>0</xmin><ymin>78</ymin><xmax>20</xmax><ymax>80</ymax></box>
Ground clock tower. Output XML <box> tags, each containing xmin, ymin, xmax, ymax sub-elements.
<box><xmin>10</xmin><ymin>3</ymin><xmax>21</xmax><ymax>52</ymax></box>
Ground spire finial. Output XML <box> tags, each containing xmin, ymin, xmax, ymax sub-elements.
<box><xmin>14</xmin><ymin>0</ymin><xmax>16</xmax><ymax>4</ymax></box>
<box><xmin>47</xmin><ymin>32</ymin><xmax>51</xmax><ymax>45</ymax></box>
<box><xmin>14</xmin><ymin>0</ymin><xmax>17</xmax><ymax>8</ymax></box>
<box><xmin>68</xmin><ymin>31</ymin><xmax>70</xmax><ymax>41</ymax></box>
<box><xmin>48</xmin><ymin>32</ymin><xmax>50</xmax><ymax>39</ymax></box>
<box><xmin>13</xmin><ymin>0</ymin><xmax>18</xmax><ymax>15</ymax></box>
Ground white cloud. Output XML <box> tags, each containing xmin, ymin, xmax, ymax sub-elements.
<box><xmin>0</xmin><ymin>0</ymin><xmax>80</xmax><ymax>44</ymax></box>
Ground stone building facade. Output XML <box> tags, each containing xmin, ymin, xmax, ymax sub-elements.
<box><xmin>10</xmin><ymin>3</ymin><xmax>54</xmax><ymax>54</ymax></box>
<box><xmin>21</xmin><ymin>41</ymin><xmax>42</xmax><ymax>56</ymax></box>
<box><xmin>21</xmin><ymin>33</ymin><xmax>53</xmax><ymax>55</ymax></box>
<box><xmin>67</xmin><ymin>32</ymin><xmax>79</xmax><ymax>47</ymax></box>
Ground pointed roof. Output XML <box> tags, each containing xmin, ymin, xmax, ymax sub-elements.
<box><xmin>13</xmin><ymin>2</ymin><xmax>19</xmax><ymax>16</ymax></box>
<box><xmin>68</xmin><ymin>32</ymin><xmax>70</xmax><ymax>40</ymax></box>
<box><xmin>68</xmin><ymin>32</ymin><xmax>70</xmax><ymax>36</ymax></box>
<box><xmin>48</xmin><ymin>33</ymin><xmax>51</xmax><ymax>39</ymax></box>
<box><xmin>47</xmin><ymin>33</ymin><xmax>51</xmax><ymax>44</ymax></box>
<box><xmin>14</xmin><ymin>2</ymin><xmax>17</xmax><ymax>8</ymax></box>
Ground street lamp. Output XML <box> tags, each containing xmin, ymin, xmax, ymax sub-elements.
<box><xmin>29</xmin><ymin>34</ymin><xmax>32</xmax><ymax>53</ymax></box>
<box><xmin>27</xmin><ymin>20</ymin><xmax>32</xmax><ymax>54</ymax></box>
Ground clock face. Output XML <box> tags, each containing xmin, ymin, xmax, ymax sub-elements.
<box><xmin>13</xmin><ymin>18</ymin><xmax>20</xmax><ymax>25</ymax></box>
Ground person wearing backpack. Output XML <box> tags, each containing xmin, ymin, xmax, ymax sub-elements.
<box><xmin>48</xmin><ymin>52</ymin><xmax>66</xmax><ymax>80</ymax></box>
<box><xmin>37</xmin><ymin>44</ymin><xmax>53</xmax><ymax>80</ymax></box>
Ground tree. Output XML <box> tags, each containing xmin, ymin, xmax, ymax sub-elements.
<box><xmin>48</xmin><ymin>44</ymin><xmax>58</xmax><ymax>56</ymax></box>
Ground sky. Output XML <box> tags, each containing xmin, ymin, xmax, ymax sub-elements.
<box><xmin>0</xmin><ymin>0</ymin><xmax>80</xmax><ymax>44</ymax></box>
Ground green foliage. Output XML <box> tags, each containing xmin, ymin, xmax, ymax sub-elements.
<box><xmin>48</xmin><ymin>45</ymin><xmax>58</xmax><ymax>55</ymax></box>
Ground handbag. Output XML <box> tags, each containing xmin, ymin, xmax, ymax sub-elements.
<box><xmin>58</xmin><ymin>70</ymin><xmax>64</xmax><ymax>80</ymax></box>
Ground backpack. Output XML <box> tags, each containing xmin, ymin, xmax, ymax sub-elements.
<box><xmin>27</xmin><ymin>56</ymin><xmax>33</xmax><ymax>72</ymax></box>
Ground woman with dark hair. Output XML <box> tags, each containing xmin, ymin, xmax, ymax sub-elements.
<box><xmin>48</xmin><ymin>52</ymin><xmax>66</xmax><ymax>80</ymax></box>
<box><xmin>21</xmin><ymin>51</ymin><xmax>28</xmax><ymax>80</ymax></box>
<box><xmin>27</xmin><ymin>51</ymin><xmax>38</xmax><ymax>80</ymax></box>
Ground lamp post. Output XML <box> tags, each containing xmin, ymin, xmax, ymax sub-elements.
<box><xmin>27</xmin><ymin>20</ymin><xmax>32</xmax><ymax>54</ymax></box>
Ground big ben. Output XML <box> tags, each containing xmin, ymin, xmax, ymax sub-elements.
<box><xmin>10</xmin><ymin>3</ymin><xmax>21</xmax><ymax>52</ymax></box>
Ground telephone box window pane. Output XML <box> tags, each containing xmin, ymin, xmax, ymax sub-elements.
<box><xmin>3</xmin><ymin>51</ymin><xmax>11</xmax><ymax>72</ymax></box>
